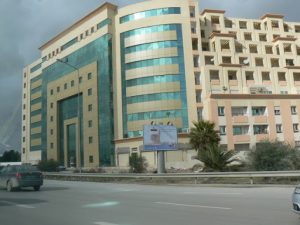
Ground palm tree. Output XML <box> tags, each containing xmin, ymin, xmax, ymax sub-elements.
<box><xmin>189</xmin><ymin>120</ymin><xmax>220</xmax><ymax>155</ymax></box>
<box><xmin>198</xmin><ymin>145</ymin><xmax>238</xmax><ymax>171</ymax></box>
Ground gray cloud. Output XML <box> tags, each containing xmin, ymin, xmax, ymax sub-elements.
<box><xmin>0</xmin><ymin>0</ymin><xmax>299</xmax><ymax>151</ymax></box>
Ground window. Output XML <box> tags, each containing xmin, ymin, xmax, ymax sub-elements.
<box><xmin>88</xmin><ymin>88</ymin><xmax>92</xmax><ymax>96</ymax></box>
<box><xmin>79</xmin><ymin>77</ymin><xmax>83</xmax><ymax>83</ymax></box>
<box><xmin>249</xmin><ymin>45</ymin><xmax>258</xmax><ymax>53</ymax></box>
<box><xmin>23</xmin><ymin>104</ymin><xmax>26</xmax><ymax>109</ymax></box>
<box><xmin>219</xmin><ymin>126</ymin><xmax>226</xmax><ymax>135</ymax></box>
<box><xmin>239</xmin><ymin>21</ymin><xmax>247</xmax><ymax>29</ymax></box>
<box><xmin>253</xmin><ymin>125</ymin><xmax>268</xmax><ymax>134</ymax></box>
<box><xmin>252</xmin><ymin>107</ymin><xmax>266</xmax><ymax>116</ymax></box>
<box><xmin>228</xmin><ymin>71</ymin><xmax>237</xmax><ymax>80</ymax></box>
<box><xmin>259</xmin><ymin>34</ymin><xmax>267</xmax><ymax>42</ymax></box>
<box><xmin>253</xmin><ymin>22</ymin><xmax>261</xmax><ymax>30</ymax></box>
<box><xmin>23</xmin><ymin>137</ymin><xmax>25</xmax><ymax>142</ymax></box>
<box><xmin>255</xmin><ymin>58</ymin><xmax>264</xmax><ymax>67</ymax></box>
<box><xmin>265</xmin><ymin>46</ymin><xmax>273</xmax><ymax>54</ymax></box>
<box><xmin>235</xmin><ymin>43</ymin><xmax>243</xmax><ymax>53</ymax></box>
<box><xmin>50</xmin><ymin>89</ymin><xmax>53</xmax><ymax>95</ymax></box>
<box><xmin>293</xmin><ymin>124</ymin><xmax>299</xmax><ymax>133</ymax></box>
<box><xmin>89</xmin><ymin>156</ymin><xmax>94</xmax><ymax>163</ymax></box>
<box><xmin>286</xmin><ymin>59</ymin><xmax>294</xmax><ymax>66</ymax></box>
<box><xmin>50</xmin><ymin>143</ymin><xmax>54</xmax><ymax>149</ymax></box>
<box><xmin>50</xmin><ymin>102</ymin><xmax>54</xmax><ymax>109</ymax></box>
<box><xmin>71</xmin><ymin>80</ymin><xmax>74</xmax><ymax>87</ymax></box>
<box><xmin>88</xmin><ymin>104</ymin><xmax>93</xmax><ymax>112</ymax></box>
<box><xmin>274</xmin><ymin>106</ymin><xmax>280</xmax><ymax>115</ymax></box>
<box><xmin>262</xmin><ymin>72</ymin><xmax>270</xmax><ymax>81</ymax></box>
<box><xmin>295</xmin><ymin>141</ymin><xmax>300</xmax><ymax>149</ymax></box>
<box><xmin>245</xmin><ymin>71</ymin><xmax>254</xmax><ymax>81</ymax></box>
<box><xmin>23</xmin><ymin>115</ymin><xmax>25</xmax><ymax>120</ymax></box>
<box><xmin>91</xmin><ymin>27</ymin><xmax>94</xmax><ymax>33</ymax></box>
<box><xmin>88</xmin><ymin>73</ymin><xmax>92</xmax><ymax>80</ymax></box>
<box><xmin>276</xmin><ymin>124</ymin><xmax>282</xmax><ymax>133</ymax></box>
<box><xmin>85</xmin><ymin>30</ymin><xmax>89</xmax><ymax>36</ymax></box>
<box><xmin>218</xmin><ymin>107</ymin><xmax>225</xmax><ymax>116</ymax></box>
<box><xmin>225</xmin><ymin>19</ymin><xmax>232</xmax><ymax>28</ymax></box>
<box><xmin>50</xmin><ymin>129</ymin><xmax>53</xmax><ymax>135</ymax></box>
<box><xmin>222</xmin><ymin>56</ymin><xmax>231</xmax><ymax>64</ymax></box>
<box><xmin>80</xmin><ymin>33</ymin><xmax>83</xmax><ymax>40</ymax></box>
<box><xmin>231</xmin><ymin>107</ymin><xmax>247</xmax><ymax>116</ymax></box>
<box><xmin>210</xmin><ymin>70</ymin><xmax>219</xmax><ymax>81</ymax></box>
<box><xmin>88</xmin><ymin>120</ymin><xmax>93</xmax><ymax>128</ymax></box>
<box><xmin>233</xmin><ymin>126</ymin><xmax>249</xmax><ymax>135</ymax></box>
<box><xmin>24</xmin><ymin>83</ymin><xmax>26</xmax><ymax>88</ymax></box>
<box><xmin>278</xmin><ymin>72</ymin><xmax>286</xmax><ymax>81</ymax></box>
<box><xmin>291</xmin><ymin>106</ymin><xmax>297</xmax><ymax>115</ymax></box>
<box><xmin>23</xmin><ymin>93</ymin><xmax>26</xmax><ymax>99</ymax></box>
<box><xmin>89</xmin><ymin>136</ymin><xmax>93</xmax><ymax>144</ymax></box>
<box><xmin>234</xmin><ymin>144</ymin><xmax>250</xmax><ymax>151</ymax></box>
<box><xmin>271</xmin><ymin>58</ymin><xmax>279</xmax><ymax>67</ymax></box>
<box><xmin>244</xmin><ymin>33</ymin><xmax>252</xmax><ymax>41</ymax></box>
<box><xmin>200</xmin><ymin>30</ymin><xmax>205</xmax><ymax>38</ymax></box>
<box><xmin>294</xmin><ymin>73</ymin><xmax>300</xmax><ymax>82</ymax></box>
<box><xmin>57</xmin><ymin>86</ymin><xmax>60</xmax><ymax>93</ymax></box>
<box><xmin>64</xmin><ymin>83</ymin><xmax>67</xmax><ymax>90</ymax></box>
<box><xmin>23</xmin><ymin>148</ymin><xmax>25</xmax><ymax>154</ymax></box>
<box><xmin>23</xmin><ymin>126</ymin><xmax>25</xmax><ymax>131</ymax></box>
<box><xmin>50</xmin><ymin>116</ymin><xmax>53</xmax><ymax>122</ymax></box>
<box><xmin>205</xmin><ymin>56</ymin><xmax>214</xmax><ymax>65</ymax></box>
<box><xmin>271</xmin><ymin>20</ymin><xmax>279</xmax><ymax>29</ymax></box>
<box><xmin>221</xmin><ymin>40</ymin><xmax>230</xmax><ymax>51</ymax></box>
<box><xmin>196</xmin><ymin>91</ymin><xmax>202</xmax><ymax>103</ymax></box>
<box><xmin>194</xmin><ymin>72</ymin><xmax>201</xmax><ymax>85</ymax></box>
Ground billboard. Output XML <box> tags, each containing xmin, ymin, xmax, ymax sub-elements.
<box><xmin>143</xmin><ymin>125</ymin><xmax>178</xmax><ymax>151</ymax></box>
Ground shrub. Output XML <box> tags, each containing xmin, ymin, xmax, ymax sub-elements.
<box><xmin>247</xmin><ymin>141</ymin><xmax>300</xmax><ymax>171</ymax></box>
<box><xmin>129</xmin><ymin>153</ymin><xmax>147</xmax><ymax>173</ymax></box>
<box><xmin>38</xmin><ymin>159</ymin><xmax>60</xmax><ymax>172</ymax></box>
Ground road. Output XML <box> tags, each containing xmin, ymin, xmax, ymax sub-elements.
<box><xmin>0</xmin><ymin>180</ymin><xmax>299</xmax><ymax>225</ymax></box>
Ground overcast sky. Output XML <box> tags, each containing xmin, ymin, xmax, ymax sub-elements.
<box><xmin>0</xmin><ymin>0</ymin><xmax>299</xmax><ymax>149</ymax></box>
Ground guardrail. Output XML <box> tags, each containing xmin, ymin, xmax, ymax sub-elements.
<box><xmin>44</xmin><ymin>171</ymin><xmax>300</xmax><ymax>185</ymax></box>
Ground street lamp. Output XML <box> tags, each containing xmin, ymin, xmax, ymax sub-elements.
<box><xmin>57</xmin><ymin>58</ymin><xmax>82</xmax><ymax>172</ymax></box>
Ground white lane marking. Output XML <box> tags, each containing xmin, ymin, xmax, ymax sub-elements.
<box><xmin>16</xmin><ymin>204</ymin><xmax>35</xmax><ymax>209</ymax></box>
<box><xmin>183</xmin><ymin>192</ymin><xmax>242</xmax><ymax>196</ymax></box>
<box><xmin>83</xmin><ymin>201</ymin><xmax>120</xmax><ymax>208</ymax></box>
<box><xmin>0</xmin><ymin>201</ymin><xmax>35</xmax><ymax>209</ymax></box>
<box><xmin>93</xmin><ymin>222</ymin><xmax>119</xmax><ymax>225</ymax></box>
<box><xmin>154</xmin><ymin>201</ymin><xmax>232</xmax><ymax>210</ymax></box>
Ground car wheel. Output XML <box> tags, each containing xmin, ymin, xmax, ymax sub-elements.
<box><xmin>6</xmin><ymin>180</ymin><xmax>13</xmax><ymax>192</ymax></box>
<box><xmin>33</xmin><ymin>186</ymin><xmax>40</xmax><ymax>191</ymax></box>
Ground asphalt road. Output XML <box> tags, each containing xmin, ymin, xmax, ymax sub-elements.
<box><xmin>0</xmin><ymin>180</ymin><xmax>299</xmax><ymax>225</ymax></box>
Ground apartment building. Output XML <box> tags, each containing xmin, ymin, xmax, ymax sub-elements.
<box><xmin>22</xmin><ymin>0</ymin><xmax>300</xmax><ymax>169</ymax></box>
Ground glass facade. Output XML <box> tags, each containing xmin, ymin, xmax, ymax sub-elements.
<box><xmin>120</xmin><ymin>7</ymin><xmax>180</xmax><ymax>24</ymax></box>
<box><xmin>121</xmin><ymin>24</ymin><xmax>189</xmax><ymax>138</ymax></box>
<box><xmin>127</xmin><ymin>74</ymin><xmax>180</xmax><ymax>87</ymax></box>
<box><xmin>127</xmin><ymin>92</ymin><xmax>180</xmax><ymax>104</ymax></box>
<box><xmin>97</xmin><ymin>18</ymin><xmax>112</xmax><ymax>29</ymax></box>
<box><xmin>125</xmin><ymin>41</ymin><xmax>178</xmax><ymax>54</ymax></box>
<box><xmin>40</xmin><ymin>34</ymin><xmax>114</xmax><ymax>166</ymax></box>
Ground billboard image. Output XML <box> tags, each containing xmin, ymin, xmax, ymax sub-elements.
<box><xmin>143</xmin><ymin>125</ymin><xmax>178</xmax><ymax>151</ymax></box>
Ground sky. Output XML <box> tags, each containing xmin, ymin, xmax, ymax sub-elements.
<box><xmin>0</xmin><ymin>0</ymin><xmax>299</xmax><ymax>151</ymax></box>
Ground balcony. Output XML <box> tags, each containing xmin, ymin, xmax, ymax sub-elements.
<box><xmin>233</xmin><ymin>116</ymin><xmax>249</xmax><ymax>123</ymax></box>
<box><xmin>210</xmin><ymin>79</ymin><xmax>220</xmax><ymax>85</ymax></box>
<box><xmin>254</xmin><ymin>116</ymin><xmax>268</xmax><ymax>123</ymax></box>
<box><xmin>295</xmin><ymin>81</ymin><xmax>300</xmax><ymax>86</ymax></box>
<box><xmin>279</xmin><ymin>81</ymin><xmax>287</xmax><ymax>86</ymax></box>
<box><xmin>233</xmin><ymin>135</ymin><xmax>250</xmax><ymax>143</ymax></box>
<box><xmin>256</xmin><ymin>133</ymin><xmax>269</xmax><ymax>142</ymax></box>
<box><xmin>229</xmin><ymin>80</ymin><xmax>238</xmax><ymax>86</ymax></box>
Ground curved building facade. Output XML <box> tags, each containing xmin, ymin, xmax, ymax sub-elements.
<box><xmin>22</xmin><ymin>0</ymin><xmax>300</xmax><ymax>169</ymax></box>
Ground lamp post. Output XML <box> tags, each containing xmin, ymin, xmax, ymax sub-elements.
<box><xmin>57</xmin><ymin>58</ymin><xmax>81</xmax><ymax>172</ymax></box>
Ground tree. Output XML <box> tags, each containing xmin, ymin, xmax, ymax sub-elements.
<box><xmin>198</xmin><ymin>145</ymin><xmax>238</xmax><ymax>171</ymax></box>
<box><xmin>248</xmin><ymin>141</ymin><xmax>297</xmax><ymax>171</ymax></box>
<box><xmin>129</xmin><ymin>153</ymin><xmax>147</xmax><ymax>173</ymax></box>
<box><xmin>0</xmin><ymin>150</ymin><xmax>21</xmax><ymax>162</ymax></box>
<box><xmin>189</xmin><ymin>120</ymin><xmax>220</xmax><ymax>157</ymax></box>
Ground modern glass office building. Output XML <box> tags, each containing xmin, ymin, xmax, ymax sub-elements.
<box><xmin>22</xmin><ymin>0</ymin><xmax>300</xmax><ymax>169</ymax></box>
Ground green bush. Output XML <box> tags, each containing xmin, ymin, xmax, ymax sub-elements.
<box><xmin>198</xmin><ymin>145</ymin><xmax>238</xmax><ymax>171</ymax></box>
<box><xmin>129</xmin><ymin>153</ymin><xmax>147</xmax><ymax>173</ymax></box>
<box><xmin>38</xmin><ymin>159</ymin><xmax>60</xmax><ymax>172</ymax></box>
<box><xmin>248</xmin><ymin>141</ymin><xmax>300</xmax><ymax>171</ymax></box>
